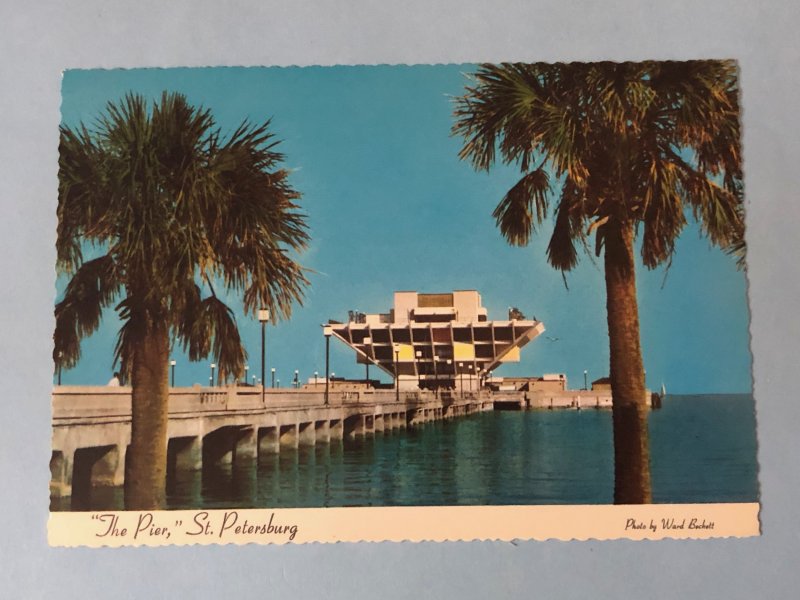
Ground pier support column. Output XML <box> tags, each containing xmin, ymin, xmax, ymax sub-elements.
<box><xmin>356</xmin><ymin>415</ymin><xmax>366</xmax><ymax>436</ymax></box>
<box><xmin>374</xmin><ymin>414</ymin><xmax>385</xmax><ymax>433</ymax></box>
<box><xmin>50</xmin><ymin>448</ymin><xmax>73</xmax><ymax>497</ymax></box>
<box><xmin>203</xmin><ymin>429</ymin><xmax>234</xmax><ymax>466</ymax></box>
<box><xmin>329</xmin><ymin>419</ymin><xmax>344</xmax><ymax>441</ymax></box>
<box><xmin>170</xmin><ymin>436</ymin><xmax>202</xmax><ymax>471</ymax></box>
<box><xmin>234</xmin><ymin>428</ymin><xmax>257</xmax><ymax>461</ymax></box>
<box><xmin>279</xmin><ymin>424</ymin><xmax>299</xmax><ymax>448</ymax></box>
<box><xmin>315</xmin><ymin>420</ymin><xmax>330</xmax><ymax>443</ymax></box>
<box><xmin>298</xmin><ymin>422</ymin><xmax>316</xmax><ymax>446</ymax></box>
<box><xmin>93</xmin><ymin>444</ymin><xmax>126</xmax><ymax>487</ymax></box>
<box><xmin>344</xmin><ymin>415</ymin><xmax>364</xmax><ymax>438</ymax></box>
<box><xmin>258</xmin><ymin>427</ymin><xmax>279</xmax><ymax>456</ymax></box>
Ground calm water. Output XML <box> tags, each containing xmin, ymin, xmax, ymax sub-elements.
<box><xmin>53</xmin><ymin>394</ymin><xmax>759</xmax><ymax>510</ymax></box>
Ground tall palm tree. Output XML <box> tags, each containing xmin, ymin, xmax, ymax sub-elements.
<box><xmin>453</xmin><ymin>61</ymin><xmax>743</xmax><ymax>504</ymax></box>
<box><xmin>55</xmin><ymin>92</ymin><xmax>310</xmax><ymax>509</ymax></box>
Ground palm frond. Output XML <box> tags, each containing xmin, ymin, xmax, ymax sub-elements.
<box><xmin>177</xmin><ymin>294</ymin><xmax>246</xmax><ymax>382</ymax></box>
<box><xmin>639</xmin><ymin>157</ymin><xmax>687</xmax><ymax>268</ymax></box>
<box><xmin>54</xmin><ymin>254</ymin><xmax>119</xmax><ymax>368</ymax></box>
<box><xmin>492</xmin><ymin>168</ymin><xmax>550</xmax><ymax>246</ymax></box>
<box><xmin>547</xmin><ymin>180</ymin><xmax>583</xmax><ymax>271</ymax></box>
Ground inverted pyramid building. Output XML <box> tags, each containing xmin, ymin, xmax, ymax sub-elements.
<box><xmin>327</xmin><ymin>290</ymin><xmax>544</xmax><ymax>390</ymax></box>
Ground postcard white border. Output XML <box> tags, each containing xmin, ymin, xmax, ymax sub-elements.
<box><xmin>49</xmin><ymin>503</ymin><xmax>760</xmax><ymax>547</ymax></box>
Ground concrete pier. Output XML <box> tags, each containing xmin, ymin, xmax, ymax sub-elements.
<box><xmin>491</xmin><ymin>389</ymin><xmax>650</xmax><ymax>410</ymax></box>
<box><xmin>51</xmin><ymin>385</ymin><xmax>630</xmax><ymax>500</ymax></box>
<box><xmin>51</xmin><ymin>386</ymin><xmax>492</xmax><ymax>498</ymax></box>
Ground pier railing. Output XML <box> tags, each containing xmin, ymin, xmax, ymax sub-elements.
<box><xmin>52</xmin><ymin>385</ymin><xmax>493</xmax><ymax>421</ymax></box>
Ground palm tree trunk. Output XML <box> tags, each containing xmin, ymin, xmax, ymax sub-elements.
<box><xmin>603</xmin><ymin>220</ymin><xmax>652</xmax><ymax>504</ymax></box>
<box><xmin>125</xmin><ymin>321</ymin><xmax>170</xmax><ymax>510</ymax></box>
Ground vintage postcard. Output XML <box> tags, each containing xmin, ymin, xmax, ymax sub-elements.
<box><xmin>49</xmin><ymin>62</ymin><xmax>758</xmax><ymax>546</ymax></box>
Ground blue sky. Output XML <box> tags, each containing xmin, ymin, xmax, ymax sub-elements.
<box><xmin>57</xmin><ymin>65</ymin><xmax>752</xmax><ymax>393</ymax></box>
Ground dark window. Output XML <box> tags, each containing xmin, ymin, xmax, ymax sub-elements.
<box><xmin>473</xmin><ymin>327</ymin><xmax>492</xmax><ymax>342</ymax></box>
<box><xmin>494</xmin><ymin>327</ymin><xmax>512</xmax><ymax>341</ymax></box>
<box><xmin>413</xmin><ymin>328</ymin><xmax>431</xmax><ymax>342</ymax></box>
<box><xmin>392</xmin><ymin>328</ymin><xmax>411</xmax><ymax>343</ymax></box>
<box><xmin>453</xmin><ymin>327</ymin><xmax>471</xmax><ymax>342</ymax></box>
<box><xmin>412</xmin><ymin>313</ymin><xmax>455</xmax><ymax>323</ymax></box>
<box><xmin>432</xmin><ymin>328</ymin><xmax>450</xmax><ymax>343</ymax></box>
<box><xmin>476</xmin><ymin>345</ymin><xmax>494</xmax><ymax>359</ymax></box>
<box><xmin>371</xmin><ymin>329</ymin><xmax>390</xmax><ymax>344</ymax></box>
<box><xmin>374</xmin><ymin>346</ymin><xmax>393</xmax><ymax>361</ymax></box>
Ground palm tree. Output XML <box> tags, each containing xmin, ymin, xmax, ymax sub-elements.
<box><xmin>55</xmin><ymin>92</ymin><xmax>310</xmax><ymax>509</ymax></box>
<box><xmin>453</xmin><ymin>61</ymin><xmax>743</xmax><ymax>504</ymax></box>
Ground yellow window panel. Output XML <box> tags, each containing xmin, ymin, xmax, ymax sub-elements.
<box><xmin>396</xmin><ymin>343</ymin><xmax>415</xmax><ymax>361</ymax></box>
<box><xmin>453</xmin><ymin>342</ymin><xmax>475</xmax><ymax>360</ymax></box>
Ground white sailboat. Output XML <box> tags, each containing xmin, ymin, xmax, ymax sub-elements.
<box><xmin>660</xmin><ymin>382</ymin><xmax>667</xmax><ymax>398</ymax></box>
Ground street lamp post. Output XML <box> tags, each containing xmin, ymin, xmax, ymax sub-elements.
<box><xmin>584</xmin><ymin>369</ymin><xmax>588</xmax><ymax>391</ymax></box>
<box><xmin>210</xmin><ymin>363</ymin><xmax>216</xmax><ymax>386</ymax></box>
<box><xmin>446</xmin><ymin>359</ymin><xmax>452</xmax><ymax>393</ymax></box>
<box><xmin>364</xmin><ymin>336</ymin><xmax>371</xmax><ymax>384</ymax></box>
<box><xmin>323</xmin><ymin>325</ymin><xmax>332</xmax><ymax>405</ymax></box>
<box><xmin>314</xmin><ymin>371</ymin><xmax>319</xmax><ymax>386</ymax></box>
<box><xmin>458</xmin><ymin>362</ymin><xmax>464</xmax><ymax>398</ymax></box>
<box><xmin>244</xmin><ymin>365</ymin><xmax>249</xmax><ymax>385</ymax></box>
<box><xmin>433</xmin><ymin>356</ymin><xmax>439</xmax><ymax>398</ymax></box>
<box><xmin>468</xmin><ymin>364</ymin><xmax>473</xmax><ymax>393</ymax></box>
<box><xmin>170</xmin><ymin>359</ymin><xmax>176</xmax><ymax>387</ymax></box>
<box><xmin>271</xmin><ymin>368</ymin><xmax>276</xmax><ymax>388</ymax></box>
<box><xmin>393</xmin><ymin>343</ymin><xmax>400</xmax><ymax>402</ymax></box>
<box><xmin>252</xmin><ymin>374</ymin><xmax>257</xmax><ymax>386</ymax></box>
<box><xmin>258</xmin><ymin>308</ymin><xmax>270</xmax><ymax>405</ymax></box>
<box><xmin>415</xmin><ymin>350</ymin><xmax>422</xmax><ymax>390</ymax></box>
<box><xmin>294</xmin><ymin>369</ymin><xmax>299</xmax><ymax>389</ymax></box>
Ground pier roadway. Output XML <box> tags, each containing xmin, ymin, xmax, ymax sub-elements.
<box><xmin>50</xmin><ymin>386</ymin><xmax>493</xmax><ymax>498</ymax></box>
